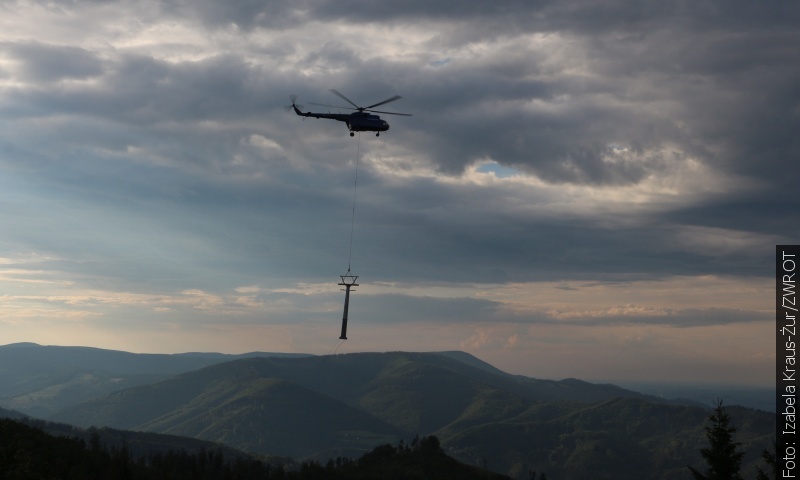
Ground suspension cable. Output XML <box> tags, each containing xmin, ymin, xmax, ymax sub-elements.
<box><xmin>347</xmin><ymin>133</ymin><xmax>360</xmax><ymax>272</ymax></box>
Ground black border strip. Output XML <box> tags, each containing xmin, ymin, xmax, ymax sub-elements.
<box><xmin>778</xmin><ymin>245</ymin><xmax>799</xmax><ymax>477</ymax></box>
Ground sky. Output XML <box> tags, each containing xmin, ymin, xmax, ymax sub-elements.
<box><xmin>0</xmin><ymin>1</ymin><xmax>797</xmax><ymax>387</ymax></box>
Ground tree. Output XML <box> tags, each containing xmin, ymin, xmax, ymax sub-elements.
<box><xmin>688</xmin><ymin>399</ymin><xmax>745</xmax><ymax>480</ymax></box>
<box><xmin>756</xmin><ymin>440</ymin><xmax>778</xmax><ymax>480</ymax></box>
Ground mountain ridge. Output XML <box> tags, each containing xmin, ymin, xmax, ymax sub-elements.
<box><xmin>1</xmin><ymin>344</ymin><xmax>775</xmax><ymax>479</ymax></box>
<box><xmin>45</xmin><ymin>350</ymin><xmax>775</xmax><ymax>479</ymax></box>
<box><xmin>0</xmin><ymin>342</ymin><xmax>312</xmax><ymax>417</ymax></box>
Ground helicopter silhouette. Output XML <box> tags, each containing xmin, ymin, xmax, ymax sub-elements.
<box><xmin>288</xmin><ymin>89</ymin><xmax>412</xmax><ymax>137</ymax></box>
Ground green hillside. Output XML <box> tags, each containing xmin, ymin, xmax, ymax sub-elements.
<box><xmin>0</xmin><ymin>342</ymin><xmax>309</xmax><ymax>417</ymax></box>
<box><xmin>52</xmin><ymin>351</ymin><xmax>659</xmax><ymax>435</ymax></box>
<box><xmin>54</xmin><ymin>363</ymin><xmax>403</xmax><ymax>458</ymax></box>
<box><xmin>47</xmin><ymin>351</ymin><xmax>775</xmax><ymax>479</ymax></box>
<box><xmin>136</xmin><ymin>377</ymin><xmax>404</xmax><ymax>458</ymax></box>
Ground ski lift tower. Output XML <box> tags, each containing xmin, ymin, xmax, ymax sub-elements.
<box><xmin>338</xmin><ymin>271</ymin><xmax>359</xmax><ymax>340</ymax></box>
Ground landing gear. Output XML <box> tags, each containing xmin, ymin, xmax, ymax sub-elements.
<box><xmin>376</xmin><ymin>132</ymin><xmax>380</xmax><ymax>137</ymax></box>
<box><xmin>350</xmin><ymin>132</ymin><xmax>355</xmax><ymax>137</ymax></box>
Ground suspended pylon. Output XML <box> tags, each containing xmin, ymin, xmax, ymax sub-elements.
<box><xmin>338</xmin><ymin>272</ymin><xmax>359</xmax><ymax>340</ymax></box>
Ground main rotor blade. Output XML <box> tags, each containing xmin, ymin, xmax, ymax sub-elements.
<box><xmin>365</xmin><ymin>95</ymin><xmax>402</xmax><ymax>110</ymax></box>
<box><xmin>329</xmin><ymin>89</ymin><xmax>360</xmax><ymax>109</ymax></box>
<box><xmin>365</xmin><ymin>109</ymin><xmax>413</xmax><ymax>116</ymax></box>
<box><xmin>309</xmin><ymin>101</ymin><xmax>357</xmax><ymax>111</ymax></box>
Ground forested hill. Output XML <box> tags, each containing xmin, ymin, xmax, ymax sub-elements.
<box><xmin>0</xmin><ymin>342</ymin><xmax>310</xmax><ymax>417</ymax></box>
<box><xmin>0</xmin><ymin>418</ymin><xmax>509</xmax><ymax>480</ymax></box>
<box><xmin>47</xmin><ymin>351</ymin><xmax>774</xmax><ymax>479</ymax></box>
<box><xmin>2</xmin><ymin>347</ymin><xmax>775</xmax><ymax>479</ymax></box>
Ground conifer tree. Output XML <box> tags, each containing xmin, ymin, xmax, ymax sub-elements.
<box><xmin>756</xmin><ymin>440</ymin><xmax>778</xmax><ymax>480</ymax></box>
<box><xmin>688</xmin><ymin>399</ymin><xmax>745</xmax><ymax>480</ymax></box>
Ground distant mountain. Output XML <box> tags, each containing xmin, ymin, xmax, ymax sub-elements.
<box><xmin>45</xmin><ymin>352</ymin><xmax>588</xmax><ymax>433</ymax></box>
<box><xmin>47</xmin><ymin>351</ymin><xmax>776</xmax><ymax>479</ymax></box>
<box><xmin>0</xmin><ymin>342</ymin><xmax>311</xmax><ymax>417</ymax></box>
<box><xmin>0</xmin><ymin>405</ymin><xmax>27</xmax><ymax>420</ymax></box>
<box><xmin>53</xmin><ymin>351</ymin><xmax>661</xmax><ymax>431</ymax></box>
<box><xmin>617</xmin><ymin>380</ymin><xmax>776</xmax><ymax>412</ymax></box>
<box><xmin>433</xmin><ymin>350</ymin><xmax>512</xmax><ymax>377</ymax></box>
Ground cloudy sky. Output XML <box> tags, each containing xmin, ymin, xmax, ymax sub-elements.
<box><xmin>1</xmin><ymin>1</ymin><xmax>796</xmax><ymax>386</ymax></box>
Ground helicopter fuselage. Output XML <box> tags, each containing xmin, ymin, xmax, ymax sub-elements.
<box><xmin>293</xmin><ymin>105</ymin><xmax>389</xmax><ymax>134</ymax></box>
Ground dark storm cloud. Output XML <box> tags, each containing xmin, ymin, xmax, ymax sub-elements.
<box><xmin>177</xmin><ymin>0</ymin><xmax>541</xmax><ymax>31</ymax></box>
<box><xmin>161</xmin><ymin>0</ymin><xmax>309</xmax><ymax>30</ymax></box>
<box><xmin>6</xmin><ymin>53</ymin><xmax>269</xmax><ymax>125</ymax></box>
<box><xmin>2</xmin><ymin>50</ymin><xmax>290</xmax><ymax>181</ymax></box>
<box><xmin>10</xmin><ymin>0</ymin><xmax>797</xmax><ymax>188</ymax></box>
<box><xmin>1</xmin><ymin>0</ymin><xmax>797</xmax><ymax>293</ymax></box>
<box><xmin>288</xmin><ymin>0</ymin><xmax>800</xmax><ymax>189</ymax></box>
<box><xmin>346</xmin><ymin>293</ymin><xmax>768</xmax><ymax>328</ymax></box>
<box><xmin>2</xmin><ymin>42</ymin><xmax>104</xmax><ymax>82</ymax></box>
<box><xmin>353</xmin><ymin>202</ymin><xmax>768</xmax><ymax>284</ymax></box>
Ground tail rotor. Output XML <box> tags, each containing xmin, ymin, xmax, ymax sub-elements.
<box><xmin>284</xmin><ymin>94</ymin><xmax>304</xmax><ymax>112</ymax></box>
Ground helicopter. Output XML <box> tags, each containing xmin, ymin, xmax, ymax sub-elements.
<box><xmin>288</xmin><ymin>89</ymin><xmax>412</xmax><ymax>137</ymax></box>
